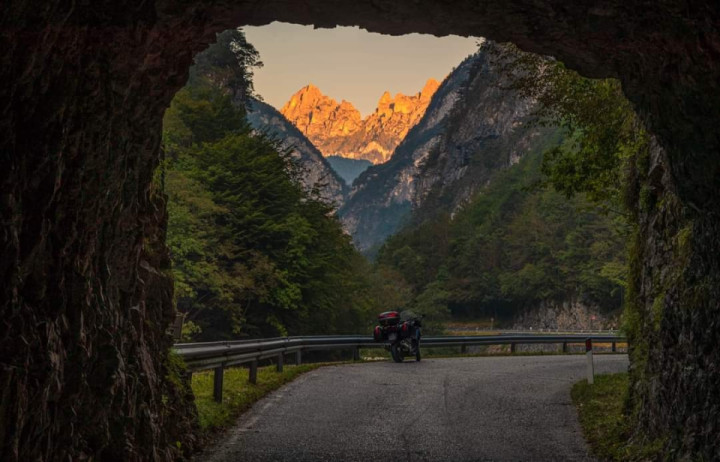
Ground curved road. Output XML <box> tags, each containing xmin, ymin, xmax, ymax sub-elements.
<box><xmin>200</xmin><ymin>355</ymin><xmax>628</xmax><ymax>462</ymax></box>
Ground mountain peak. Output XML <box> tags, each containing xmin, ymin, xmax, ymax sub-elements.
<box><xmin>292</xmin><ymin>83</ymin><xmax>329</xmax><ymax>104</ymax></box>
<box><xmin>421</xmin><ymin>78</ymin><xmax>441</xmax><ymax>97</ymax></box>
<box><xmin>280</xmin><ymin>80</ymin><xmax>440</xmax><ymax>164</ymax></box>
<box><xmin>301</xmin><ymin>83</ymin><xmax>322</xmax><ymax>94</ymax></box>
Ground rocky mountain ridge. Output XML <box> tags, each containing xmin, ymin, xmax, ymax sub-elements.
<box><xmin>339</xmin><ymin>43</ymin><xmax>559</xmax><ymax>252</ymax></box>
<box><xmin>280</xmin><ymin>79</ymin><xmax>439</xmax><ymax>164</ymax></box>
<box><xmin>245</xmin><ymin>98</ymin><xmax>347</xmax><ymax>206</ymax></box>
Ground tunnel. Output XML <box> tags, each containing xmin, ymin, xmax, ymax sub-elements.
<box><xmin>1</xmin><ymin>1</ymin><xmax>718</xmax><ymax>459</ymax></box>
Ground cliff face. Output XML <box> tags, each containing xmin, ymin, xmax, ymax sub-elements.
<box><xmin>245</xmin><ymin>98</ymin><xmax>347</xmax><ymax>206</ymax></box>
<box><xmin>280</xmin><ymin>80</ymin><xmax>439</xmax><ymax>164</ymax></box>
<box><xmin>340</xmin><ymin>43</ymin><xmax>558</xmax><ymax>252</ymax></box>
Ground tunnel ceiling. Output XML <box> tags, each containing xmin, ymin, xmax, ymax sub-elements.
<box><xmin>170</xmin><ymin>0</ymin><xmax>699</xmax><ymax>80</ymax></box>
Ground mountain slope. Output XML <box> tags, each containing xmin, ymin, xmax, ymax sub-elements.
<box><xmin>339</xmin><ymin>43</ymin><xmax>560</xmax><ymax>252</ymax></box>
<box><xmin>280</xmin><ymin>80</ymin><xmax>439</xmax><ymax>164</ymax></box>
<box><xmin>245</xmin><ymin>98</ymin><xmax>347</xmax><ymax>206</ymax></box>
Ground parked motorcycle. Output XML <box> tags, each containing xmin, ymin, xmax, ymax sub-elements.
<box><xmin>373</xmin><ymin>310</ymin><xmax>422</xmax><ymax>362</ymax></box>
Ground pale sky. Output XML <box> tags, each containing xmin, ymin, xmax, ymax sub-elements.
<box><xmin>244</xmin><ymin>22</ymin><xmax>479</xmax><ymax>117</ymax></box>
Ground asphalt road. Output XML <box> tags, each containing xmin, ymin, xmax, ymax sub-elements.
<box><xmin>200</xmin><ymin>355</ymin><xmax>628</xmax><ymax>462</ymax></box>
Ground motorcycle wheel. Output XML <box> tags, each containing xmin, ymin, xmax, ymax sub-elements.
<box><xmin>390</xmin><ymin>344</ymin><xmax>404</xmax><ymax>363</ymax></box>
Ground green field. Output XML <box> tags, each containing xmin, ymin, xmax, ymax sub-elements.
<box><xmin>192</xmin><ymin>363</ymin><xmax>326</xmax><ymax>432</ymax></box>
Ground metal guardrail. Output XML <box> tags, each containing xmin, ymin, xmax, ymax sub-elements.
<box><xmin>175</xmin><ymin>333</ymin><xmax>627</xmax><ymax>403</ymax></box>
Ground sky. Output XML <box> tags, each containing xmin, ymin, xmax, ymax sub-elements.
<box><xmin>244</xmin><ymin>23</ymin><xmax>479</xmax><ymax>117</ymax></box>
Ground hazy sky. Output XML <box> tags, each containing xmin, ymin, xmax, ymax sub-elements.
<box><xmin>244</xmin><ymin>23</ymin><xmax>479</xmax><ymax>117</ymax></box>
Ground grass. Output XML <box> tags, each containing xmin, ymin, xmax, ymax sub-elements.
<box><xmin>572</xmin><ymin>373</ymin><xmax>664</xmax><ymax>461</ymax></box>
<box><xmin>191</xmin><ymin>363</ymin><xmax>328</xmax><ymax>432</ymax></box>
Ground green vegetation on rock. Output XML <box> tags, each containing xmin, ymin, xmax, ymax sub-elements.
<box><xmin>572</xmin><ymin>373</ymin><xmax>664</xmax><ymax>461</ymax></box>
<box><xmin>376</xmin><ymin>146</ymin><xmax>627</xmax><ymax>324</ymax></box>
<box><xmin>367</xmin><ymin>43</ymin><xmax>647</xmax><ymax>329</ymax></box>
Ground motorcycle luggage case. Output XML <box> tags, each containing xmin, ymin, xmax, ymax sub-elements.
<box><xmin>378</xmin><ymin>311</ymin><xmax>400</xmax><ymax>326</ymax></box>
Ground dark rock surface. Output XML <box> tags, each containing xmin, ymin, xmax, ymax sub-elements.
<box><xmin>2</xmin><ymin>1</ymin><xmax>719</xmax><ymax>460</ymax></box>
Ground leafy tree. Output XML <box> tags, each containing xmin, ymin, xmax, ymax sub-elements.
<box><xmin>190</xmin><ymin>28</ymin><xmax>263</xmax><ymax>103</ymax></box>
<box><xmin>488</xmin><ymin>43</ymin><xmax>649</xmax><ymax>214</ymax></box>
<box><xmin>378</xmin><ymin>134</ymin><xmax>627</xmax><ymax>325</ymax></box>
<box><xmin>161</xmin><ymin>30</ymin><xmax>381</xmax><ymax>340</ymax></box>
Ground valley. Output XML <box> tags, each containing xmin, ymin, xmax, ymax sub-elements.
<box><xmin>5</xmin><ymin>3</ymin><xmax>720</xmax><ymax>460</ymax></box>
<box><xmin>235</xmin><ymin>39</ymin><xmax>627</xmax><ymax>335</ymax></box>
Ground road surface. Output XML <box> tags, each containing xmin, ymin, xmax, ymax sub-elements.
<box><xmin>199</xmin><ymin>355</ymin><xmax>628</xmax><ymax>462</ymax></box>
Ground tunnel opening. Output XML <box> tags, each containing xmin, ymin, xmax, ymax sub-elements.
<box><xmin>2</xmin><ymin>1</ymin><xmax>719</xmax><ymax>460</ymax></box>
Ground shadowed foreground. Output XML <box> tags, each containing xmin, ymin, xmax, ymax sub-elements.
<box><xmin>200</xmin><ymin>355</ymin><xmax>628</xmax><ymax>461</ymax></box>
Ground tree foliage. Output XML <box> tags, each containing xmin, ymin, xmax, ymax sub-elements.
<box><xmin>488</xmin><ymin>43</ymin><xmax>649</xmax><ymax>214</ymax></box>
<box><xmin>162</xmin><ymin>30</ymin><xmax>378</xmax><ymax>340</ymax></box>
<box><xmin>377</xmin><ymin>152</ymin><xmax>627</xmax><ymax>322</ymax></box>
<box><xmin>375</xmin><ymin>44</ymin><xmax>641</xmax><ymax>324</ymax></box>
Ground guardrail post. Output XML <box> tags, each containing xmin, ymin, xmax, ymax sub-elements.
<box><xmin>249</xmin><ymin>360</ymin><xmax>258</xmax><ymax>384</ymax></box>
<box><xmin>276</xmin><ymin>353</ymin><xmax>284</xmax><ymax>373</ymax></box>
<box><xmin>585</xmin><ymin>339</ymin><xmax>594</xmax><ymax>385</ymax></box>
<box><xmin>612</xmin><ymin>342</ymin><xmax>617</xmax><ymax>353</ymax></box>
<box><xmin>295</xmin><ymin>350</ymin><xmax>302</xmax><ymax>365</ymax></box>
<box><xmin>213</xmin><ymin>366</ymin><xmax>224</xmax><ymax>403</ymax></box>
<box><xmin>510</xmin><ymin>343</ymin><xmax>516</xmax><ymax>354</ymax></box>
<box><xmin>562</xmin><ymin>342</ymin><xmax>568</xmax><ymax>353</ymax></box>
<box><xmin>353</xmin><ymin>347</ymin><xmax>361</xmax><ymax>361</ymax></box>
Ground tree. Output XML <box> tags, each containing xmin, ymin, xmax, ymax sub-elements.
<box><xmin>487</xmin><ymin>43</ymin><xmax>649</xmax><ymax>215</ymax></box>
<box><xmin>161</xmin><ymin>30</ymin><xmax>383</xmax><ymax>340</ymax></box>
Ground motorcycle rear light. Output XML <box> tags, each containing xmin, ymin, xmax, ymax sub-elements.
<box><xmin>378</xmin><ymin>311</ymin><xmax>400</xmax><ymax>326</ymax></box>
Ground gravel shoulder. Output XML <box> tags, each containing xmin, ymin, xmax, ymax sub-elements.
<box><xmin>198</xmin><ymin>355</ymin><xmax>628</xmax><ymax>462</ymax></box>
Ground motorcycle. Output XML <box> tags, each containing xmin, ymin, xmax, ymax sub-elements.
<box><xmin>372</xmin><ymin>310</ymin><xmax>422</xmax><ymax>363</ymax></box>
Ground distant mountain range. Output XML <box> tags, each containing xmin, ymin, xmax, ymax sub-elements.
<box><xmin>280</xmin><ymin>80</ymin><xmax>439</xmax><ymax>164</ymax></box>
<box><xmin>325</xmin><ymin>156</ymin><xmax>373</xmax><ymax>185</ymax></box>
<box><xmin>246</xmin><ymin>43</ymin><xmax>562</xmax><ymax>255</ymax></box>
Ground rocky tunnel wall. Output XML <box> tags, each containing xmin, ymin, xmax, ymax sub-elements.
<box><xmin>1</xmin><ymin>1</ymin><xmax>718</xmax><ymax>459</ymax></box>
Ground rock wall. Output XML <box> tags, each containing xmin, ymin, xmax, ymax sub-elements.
<box><xmin>2</xmin><ymin>0</ymin><xmax>719</xmax><ymax>459</ymax></box>
<box><xmin>512</xmin><ymin>301</ymin><xmax>616</xmax><ymax>332</ymax></box>
<box><xmin>624</xmin><ymin>139</ymin><xmax>720</xmax><ymax>457</ymax></box>
<box><xmin>0</xmin><ymin>7</ymin><xmax>204</xmax><ymax>461</ymax></box>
